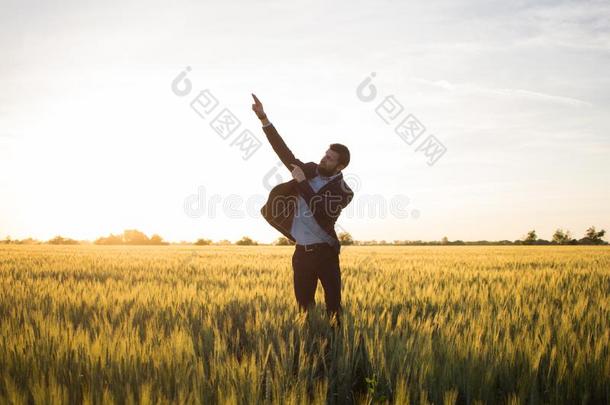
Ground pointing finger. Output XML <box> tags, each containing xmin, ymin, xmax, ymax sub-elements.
<box><xmin>251</xmin><ymin>93</ymin><xmax>261</xmax><ymax>104</ymax></box>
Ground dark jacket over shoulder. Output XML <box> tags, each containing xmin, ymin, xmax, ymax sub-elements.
<box><xmin>259</xmin><ymin>123</ymin><xmax>354</xmax><ymax>254</ymax></box>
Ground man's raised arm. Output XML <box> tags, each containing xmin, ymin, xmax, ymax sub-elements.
<box><xmin>251</xmin><ymin>93</ymin><xmax>302</xmax><ymax>170</ymax></box>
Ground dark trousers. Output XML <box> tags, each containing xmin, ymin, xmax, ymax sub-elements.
<box><xmin>292</xmin><ymin>243</ymin><xmax>342</xmax><ymax>323</ymax></box>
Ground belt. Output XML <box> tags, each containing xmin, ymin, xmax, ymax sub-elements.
<box><xmin>295</xmin><ymin>242</ymin><xmax>331</xmax><ymax>252</ymax></box>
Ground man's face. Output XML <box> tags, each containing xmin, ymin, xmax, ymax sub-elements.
<box><xmin>318</xmin><ymin>149</ymin><xmax>343</xmax><ymax>176</ymax></box>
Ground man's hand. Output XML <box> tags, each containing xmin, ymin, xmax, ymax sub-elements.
<box><xmin>251</xmin><ymin>93</ymin><xmax>266</xmax><ymax>120</ymax></box>
<box><xmin>290</xmin><ymin>164</ymin><xmax>306</xmax><ymax>183</ymax></box>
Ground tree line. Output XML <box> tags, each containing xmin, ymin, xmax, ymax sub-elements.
<box><xmin>1</xmin><ymin>226</ymin><xmax>606</xmax><ymax>246</ymax></box>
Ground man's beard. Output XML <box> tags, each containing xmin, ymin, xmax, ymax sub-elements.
<box><xmin>317</xmin><ymin>164</ymin><xmax>335</xmax><ymax>177</ymax></box>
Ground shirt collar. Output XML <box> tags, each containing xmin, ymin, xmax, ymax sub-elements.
<box><xmin>316</xmin><ymin>167</ymin><xmax>341</xmax><ymax>182</ymax></box>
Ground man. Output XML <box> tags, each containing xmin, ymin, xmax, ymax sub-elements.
<box><xmin>251</xmin><ymin>93</ymin><xmax>354</xmax><ymax>325</ymax></box>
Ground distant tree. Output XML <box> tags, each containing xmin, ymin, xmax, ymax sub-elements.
<box><xmin>94</xmin><ymin>230</ymin><xmax>167</xmax><ymax>245</ymax></box>
<box><xmin>552</xmin><ymin>229</ymin><xmax>572</xmax><ymax>244</ymax></box>
<box><xmin>274</xmin><ymin>236</ymin><xmax>295</xmax><ymax>246</ymax></box>
<box><xmin>338</xmin><ymin>232</ymin><xmax>354</xmax><ymax>245</ymax></box>
<box><xmin>123</xmin><ymin>229</ymin><xmax>149</xmax><ymax>245</ymax></box>
<box><xmin>19</xmin><ymin>237</ymin><xmax>40</xmax><ymax>245</ymax></box>
<box><xmin>94</xmin><ymin>233</ymin><xmax>123</xmax><ymax>245</ymax></box>
<box><xmin>441</xmin><ymin>236</ymin><xmax>449</xmax><ymax>245</ymax></box>
<box><xmin>194</xmin><ymin>238</ymin><xmax>212</xmax><ymax>246</ymax></box>
<box><xmin>1</xmin><ymin>236</ymin><xmax>26</xmax><ymax>244</ymax></box>
<box><xmin>47</xmin><ymin>235</ymin><xmax>79</xmax><ymax>245</ymax></box>
<box><xmin>149</xmin><ymin>234</ymin><xmax>168</xmax><ymax>245</ymax></box>
<box><xmin>235</xmin><ymin>236</ymin><xmax>258</xmax><ymax>246</ymax></box>
<box><xmin>579</xmin><ymin>226</ymin><xmax>607</xmax><ymax>245</ymax></box>
<box><xmin>523</xmin><ymin>230</ymin><xmax>537</xmax><ymax>245</ymax></box>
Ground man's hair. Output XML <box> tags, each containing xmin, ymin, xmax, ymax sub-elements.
<box><xmin>329</xmin><ymin>143</ymin><xmax>350</xmax><ymax>168</ymax></box>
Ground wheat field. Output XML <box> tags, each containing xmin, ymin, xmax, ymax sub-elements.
<box><xmin>0</xmin><ymin>245</ymin><xmax>608</xmax><ymax>404</ymax></box>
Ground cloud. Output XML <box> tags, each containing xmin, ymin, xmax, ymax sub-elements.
<box><xmin>411</xmin><ymin>77</ymin><xmax>592</xmax><ymax>107</ymax></box>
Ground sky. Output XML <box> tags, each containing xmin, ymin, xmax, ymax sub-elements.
<box><xmin>1</xmin><ymin>0</ymin><xmax>609</xmax><ymax>243</ymax></box>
